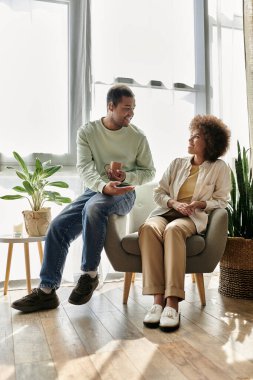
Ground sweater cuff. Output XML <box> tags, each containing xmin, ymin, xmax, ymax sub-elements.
<box><xmin>124</xmin><ymin>173</ymin><xmax>131</xmax><ymax>185</ymax></box>
<box><xmin>97</xmin><ymin>181</ymin><xmax>107</xmax><ymax>193</ymax></box>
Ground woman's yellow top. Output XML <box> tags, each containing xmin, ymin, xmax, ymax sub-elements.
<box><xmin>177</xmin><ymin>165</ymin><xmax>199</xmax><ymax>203</ymax></box>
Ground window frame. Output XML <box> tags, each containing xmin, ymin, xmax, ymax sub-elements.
<box><xmin>0</xmin><ymin>0</ymin><xmax>91</xmax><ymax>169</ymax></box>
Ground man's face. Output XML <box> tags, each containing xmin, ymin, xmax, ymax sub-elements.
<box><xmin>109</xmin><ymin>96</ymin><xmax>135</xmax><ymax>127</ymax></box>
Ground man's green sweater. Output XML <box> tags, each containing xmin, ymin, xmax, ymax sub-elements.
<box><xmin>76</xmin><ymin>119</ymin><xmax>155</xmax><ymax>192</ymax></box>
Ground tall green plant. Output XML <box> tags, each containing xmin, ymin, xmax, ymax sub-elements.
<box><xmin>0</xmin><ymin>152</ymin><xmax>72</xmax><ymax>211</ymax></box>
<box><xmin>227</xmin><ymin>141</ymin><xmax>253</xmax><ymax>238</ymax></box>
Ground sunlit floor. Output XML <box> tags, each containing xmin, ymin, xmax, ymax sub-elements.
<box><xmin>1</xmin><ymin>273</ymin><xmax>253</xmax><ymax>380</ymax></box>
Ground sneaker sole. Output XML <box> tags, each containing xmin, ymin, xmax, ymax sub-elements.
<box><xmin>68</xmin><ymin>293</ymin><xmax>93</xmax><ymax>305</ymax></box>
<box><xmin>159</xmin><ymin>314</ymin><xmax>181</xmax><ymax>332</ymax></box>
<box><xmin>68</xmin><ymin>281</ymin><xmax>99</xmax><ymax>305</ymax></box>
<box><xmin>11</xmin><ymin>301</ymin><xmax>60</xmax><ymax>313</ymax></box>
<box><xmin>143</xmin><ymin>321</ymin><xmax>160</xmax><ymax>329</ymax></box>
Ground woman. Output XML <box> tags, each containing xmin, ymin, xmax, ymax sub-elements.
<box><xmin>139</xmin><ymin>114</ymin><xmax>231</xmax><ymax>332</ymax></box>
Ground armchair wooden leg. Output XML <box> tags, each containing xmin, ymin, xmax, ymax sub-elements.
<box><xmin>191</xmin><ymin>273</ymin><xmax>196</xmax><ymax>283</ymax></box>
<box><xmin>195</xmin><ymin>273</ymin><xmax>206</xmax><ymax>306</ymax></box>
<box><xmin>123</xmin><ymin>272</ymin><xmax>133</xmax><ymax>304</ymax></box>
<box><xmin>131</xmin><ymin>273</ymin><xmax>136</xmax><ymax>283</ymax></box>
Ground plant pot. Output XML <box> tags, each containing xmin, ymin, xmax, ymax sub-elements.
<box><xmin>219</xmin><ymin>237</ymin><xmax>253</xmax><ymax>299</ymax></box>
<box><xmin>22</xmin><ymin>207</ymin><xmax>51</xmax><ymax>237</ymax></box>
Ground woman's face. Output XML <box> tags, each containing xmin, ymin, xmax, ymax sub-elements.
<box><xmin>188</xmin><ymin>128</ymin><xmax>206</xmax><ymax>157</ymax></box>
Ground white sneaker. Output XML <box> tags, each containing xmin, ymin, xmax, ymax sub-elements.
<box><xmin>143</xmin><ymin>304</ymin><xmax>163</xmax><ymax>328</ymax></box>
<box><xmin>159</xmin><ymin>306</ymin><xmax>180</xmax><ymax>332</ymax></box>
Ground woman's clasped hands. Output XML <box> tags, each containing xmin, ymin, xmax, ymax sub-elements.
<box><xmin>169</xmin><ymin>200</ymin><xmax>206</xmax><ymax>216</ymax></box>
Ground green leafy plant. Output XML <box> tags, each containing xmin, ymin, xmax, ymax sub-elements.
<box><xmin>227</xmin><ymin>141</ymin><xmax>253</xmax><ymax>238</ymax></box>
<box><xmin>0</xmin><ymin>151</ymin><xmax>72</xmax><ymax>211</ymax></box>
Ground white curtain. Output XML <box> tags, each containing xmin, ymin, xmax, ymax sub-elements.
<box><xmin>208</xmin><ymin>0</ymin><xmax>249</xmax><ymax>160</ymax></box>
<box><xmin>243</xmin><ymin>0</ymin><xmax>253</xmax><ymax>164</ymax></box>
<box><xmin>70</xmin><ymin>0</ymin><xmax>91</xmax><ymax>127</ymax></box>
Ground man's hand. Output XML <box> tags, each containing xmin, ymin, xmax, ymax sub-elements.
<box><xmin>102</xmin><ymin>181</ymin><xmax>135</xmax><ymax>195</ymax></box>
<box><xmin>107</xmin><ymin>169</ymin><xmax>126</xmax><ymax>182</ymax></box>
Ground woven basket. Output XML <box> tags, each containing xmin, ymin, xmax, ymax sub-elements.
<box><xmin>22</xmin><ymin>207</ymin><xmax>51</xmax><ymax>237</ymax></box>
<box><xmin>219</xmin><ymin>237</ymin><xmax>253</xmax><ymax>299</ymax></box>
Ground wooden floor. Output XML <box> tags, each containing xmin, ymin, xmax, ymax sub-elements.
<box><xmin>1</xmin><ymin>274</ymin><xmax>253</xmax><ymax>380</ymax></box>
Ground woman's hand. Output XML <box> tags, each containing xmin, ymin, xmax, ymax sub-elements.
<box><xmin>168</xmin><ymin>199</ymin><xmax>206</xmax><ymax>216</ymax></box>
<box><xmin>187</xmin><ymin>200</ymin><xmax>206</xmax><ymax>212</ymax></box>
<box><xmin>172</xmin><ymin>201</ymin><xmax>193</xmax><ymax>216</ymax></box>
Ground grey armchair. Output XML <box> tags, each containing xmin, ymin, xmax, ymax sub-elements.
<box><xmin>104</xmin><ymin>182</ymin><xmax>228</xmax><ymax>306</ymax></box>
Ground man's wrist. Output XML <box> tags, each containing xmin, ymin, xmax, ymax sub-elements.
<box><xmin>98</xmin><ymin>181</ymin><xmax>107</xmax><ymax>193</ymax></box>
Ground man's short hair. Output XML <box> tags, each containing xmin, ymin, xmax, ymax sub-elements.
<box><xmin>106</xmin><ymin>84</ymin><xmax>135</xmax><ymax>106</ymax></box>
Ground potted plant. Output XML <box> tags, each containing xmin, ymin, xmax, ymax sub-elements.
<box><xmin>0</xmin><ymin>151</ymin><xmax>72</xmax><ymax>237</ymax></box>
<box><xmin>219</xmin><ymin>141</ymin><xmax>253</xmax><ymax>299</ymax></box>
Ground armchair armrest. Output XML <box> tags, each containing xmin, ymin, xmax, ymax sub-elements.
<box><xmin>104</xmin><ymin>214</ymin><xmax>142</xmax><ymax>272</ymax></box>
<box><xmin>186</xmin><ymin>208</ymin><xmax>228</xmax><ymax>273</ymax></box>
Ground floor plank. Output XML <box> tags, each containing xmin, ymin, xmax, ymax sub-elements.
<box><xmin>159</xmin><ymin>340</ymin><xmax>232</xmax><ymax>380</ymax></box>
<box><xmin>0</xmin><ymin>293</ymin><xmax>15</xmax><ymax>380</ymax></box>
<box><xmin>1</xmin><ymin>274</ymin><xmax>253</xmax><ymax>380</ymax></box>
<box><xmin>41</xmin><ymin>316</ymin><xmax>100</xmax><ymax>380</ymax></box>
<box><xmin>179</xmin><ymin>317</ymin><xmax>253</xmax><ymax>380</ymax></box>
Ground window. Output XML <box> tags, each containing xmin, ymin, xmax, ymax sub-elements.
<box><xmin>0</xmin><ymin>0</ymin><xmax>88</xmax><ymax>166</ymax></box>
<box><xmin>91</xmin><ymin>0</ymin><xmax>206</xmax><ymax>178</ymax></box>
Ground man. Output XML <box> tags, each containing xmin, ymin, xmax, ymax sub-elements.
<box><xmin>11</xmin><ymin>84</ymin><xmax>155</xmax><ymax>313</ymax></box>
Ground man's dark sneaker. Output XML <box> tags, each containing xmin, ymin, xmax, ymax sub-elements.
<box><xmin>68</xmin><ymin>274</ymin><xmax>99</xmax><ymax>305</ymax></box>
<box><xmin>11</xmin><ymin>288</ymin><xmax>60</xmax><ymax>313</ymax></box>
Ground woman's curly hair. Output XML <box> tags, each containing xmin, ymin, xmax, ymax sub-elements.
<box><xmin>189</xmin><ymin>114</ymin><xmax>231</xmax><ymax>162</ymax></box>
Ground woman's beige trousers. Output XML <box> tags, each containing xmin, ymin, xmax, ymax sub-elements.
<box><xmin>139</xmin><ymin>212</ymin><xmax>196</xmax><ymax>300</ymax></box>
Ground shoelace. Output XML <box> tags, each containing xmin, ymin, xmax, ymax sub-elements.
<box><xmin>76</xmin><ymin>274</ymin><xmax>93</xmax><ymax>292</ymax></box>
<box><xmin>21</xmin><ymin>288</ymin><xmax>40</xmax><ymax>300</ymax></box>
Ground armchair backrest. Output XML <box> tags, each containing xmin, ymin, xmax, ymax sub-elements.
<box><xmin>128</xmin><ymin>182</ymin><xmax>157</xmax><ymax>233</ymax></box>
<box><xmin>105</xmin><ymin>180</ymin><xmax>228</xmax><ymax>275</ymax></box>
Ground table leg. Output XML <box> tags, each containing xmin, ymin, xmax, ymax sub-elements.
<box><xmin>37</xmin><ymin>241</ymin><xmax>44</xmax><ymax>265</ymax></box>
<box><xmin>24</xmin><ymin>242</ymin><xmax>31</xmax><ymax>294</ymax></box>
<box><xmin>4</xmin><ymin>243</ymin><xmax>14</xmax><ymax>295</ymax></box>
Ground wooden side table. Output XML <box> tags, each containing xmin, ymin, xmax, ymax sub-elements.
<box><xmin>0</xmin><ymin>235</ymin><xmax>46</xmax><ymax>295</ymax></box>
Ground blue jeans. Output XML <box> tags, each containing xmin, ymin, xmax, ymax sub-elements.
<box><xmin>40</xmin><ymin>188</ymin><xmax>136</xmax><ymax>289</ymax></box>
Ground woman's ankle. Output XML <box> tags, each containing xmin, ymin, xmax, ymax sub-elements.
<box><xmin>165</xmin><ymin>296</ymin><xmax>179</xmax><ymax>311</ymax></box>
<box><xmin>154</xmin><ymin>294</ymin><xmax>165</xmax><ymax>307</ymax></box>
